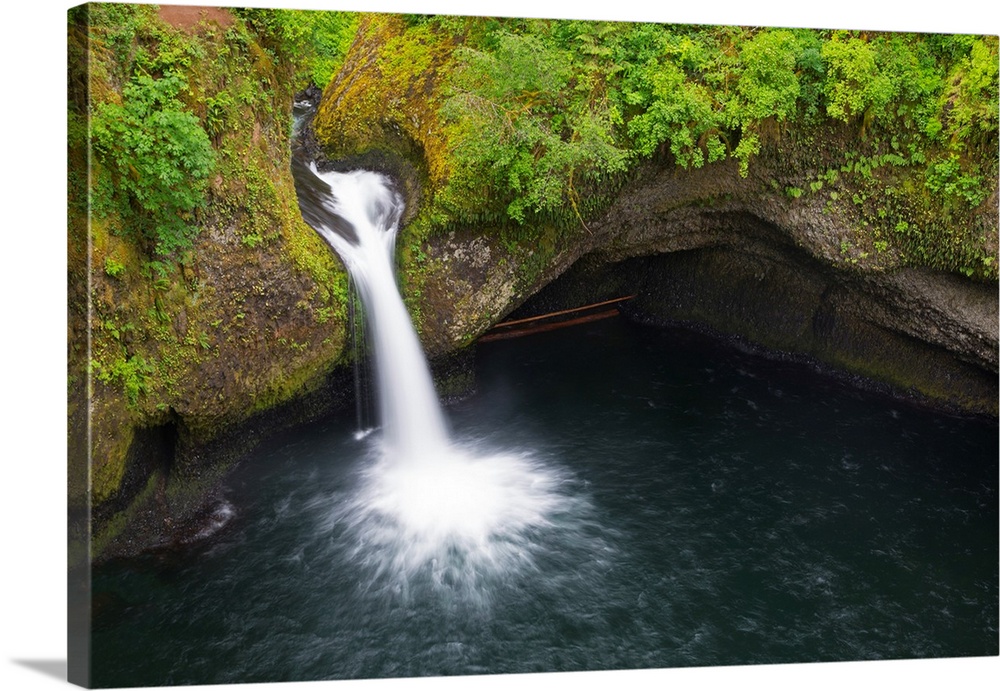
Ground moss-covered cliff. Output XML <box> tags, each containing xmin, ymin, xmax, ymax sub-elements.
<box><xmin>311</xmin><ymin>14</ymin><xmax>998</xmax><ymax>410</ymax></box>
<box><xmin>69</xmin><ymin>4</ymin><xmax>357</xmax><ymax>562</ymax></box>
<box><xmin>314</xmin><ymin>16</ymin><xmax>997</xmax><ymax>275</ymax></box>
<box><xmin>69</xmin><ymin>7</ymin><xmax>998</xmax><ymax>563</ymax></box>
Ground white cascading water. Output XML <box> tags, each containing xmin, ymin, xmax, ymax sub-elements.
<box><xmin>305</xmin><ymin>168</ymin><xmax>450</xmax><ymax>459</ymax></box>
<box><xmin>296</xmin><ymin>164</ymin><xmax>594</xmax><ymax>603</ymax></box>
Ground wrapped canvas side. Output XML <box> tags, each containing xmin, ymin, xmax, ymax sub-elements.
<box><xmin>67</xmin><ymin>4</ymin><xmax>92</xmax><ymax>687</ymax></box>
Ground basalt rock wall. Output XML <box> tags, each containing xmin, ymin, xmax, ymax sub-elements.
<box><xmin>310</xmin><ymin>16</ymin><xmax>997</xmax><ymax>417</ymax></box>
<box><xmin>402</xmin><ymin>151</ymin><xmax>998</xmax><ymax>415</ymax></box>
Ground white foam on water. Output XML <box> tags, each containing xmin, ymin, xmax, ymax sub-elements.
<box><xmin>328</xmin><ymin>441</ymin><xmax>590</xmax><ymax>605</ymax></box>
<box><xmin>295</xmin><ymin>165</ymin><xmax>596</xmax><ymax>603</ymax></box>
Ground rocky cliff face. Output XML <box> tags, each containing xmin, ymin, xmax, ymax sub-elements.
<box><xmin>71</xmin><ymin>9</ymin><xmax>998</xmax><ymax>564</ymax></box>
<box><xmin>582</xmin><ymin>153</ymin><xmax>998</xmax><ymax>415</ymax></box>
<box><xmin>404</xmin><ymin>147</ymin><xmax>997</xmax><ymax>416</ymax></box>
<box><xmin>311</xmin><ymin>18</ymin><xmax>998</xmax><ymax>416</ymax></box>
<box><xmin>69</xmin><ymin>6</ymin><xmax>356</xmax><ymax>563</ymax></box>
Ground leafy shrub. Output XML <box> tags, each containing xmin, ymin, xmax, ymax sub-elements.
<box><xmin>93</xmin><ymin>355</ymin><xmax>152</xmax><ymax>406</ymax></box>
<box><xmin>940</xmin><ymin>37</ymin><xmax>999</xmax><ymax>148</ymax></box>
<box><xmin>924</xmin><ymin>154</ymin><xmax>988</xmax><ymax>207</ymax></box>
<box><xmin>235</xmin><ymin>7</ymin><xmax>359</xmax><ymax>89</ymax></box>
<box><xmin>822</xmin><ymin>34</ymin><xmax>899</xmax><ymax>124</ymax></box>
<box><xmin>91</xmin><ymin>71</ymin><xmax>215</xmax><ymax>256</ymax></box>
<box><xmin>103</xmin><ymin>256</ymin><xmax>126</xmax><ymax>278</ymax></box>
<box><xmin>442</xmin><ymin>28</ymin><xmax>633</xmax><ymax>225</ymax></box>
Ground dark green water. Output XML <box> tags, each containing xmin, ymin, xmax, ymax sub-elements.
<box><xmin>91</xmin><ymin>317</ymin><xmax>998</xmax><ymax>687</ymax></box>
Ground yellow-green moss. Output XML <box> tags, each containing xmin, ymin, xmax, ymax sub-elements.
<box><xmin>314</xmin><ymin>15</ymin><xmax>457</xmax><ymax>187</ymax></box>
<box><xmin>90</xmin><ymin>405</ymin><xmax>136</xmax><ymax>505</ymax></box>
<box><xmin>74</xmin><ymin>6</ymin><xmax>354</xmax><ymax>520</ymax></box>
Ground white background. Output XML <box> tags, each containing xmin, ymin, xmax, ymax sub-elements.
<box><xmin>2</xmin><ymin>1</ymin><xmax>997</xmax><ymax>690</ymax></box>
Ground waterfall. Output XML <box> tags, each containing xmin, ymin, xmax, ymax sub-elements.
<box><xmin>294</xmin><ymin>164</ymin><xmax>450</xmax><ymax>461</ymax></box>
<box><xmin>291</xmin><ymin>155</ymin><xmax>594</xmax><ymax>602</ymax></box>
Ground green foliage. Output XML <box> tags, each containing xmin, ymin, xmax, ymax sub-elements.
<box><xmin>610</xmin><ymin>26</ymin><xmax>820</xmax><ymax>175</ymax></box>
<box><xmin>924</xmin><ymin>154</ymin><xmax>988</xmax><ymax>206</ymax></box>
<box><xmin>442</xmin><ymin>28</ymin><xmax>632</xmax><ymax>225</ymax></box>
<box><xmin>615</xmin><ymin>25</ymin><xmax>726</xmax><ymax>166</ymax></box>
<box><xmin>204</xmin><ymin>89</ymin><xmax>234</xmax><ymax>138</ymax></box>
<box><xmin>940</xmin><ymin>37</ymin><xmax>999</xmax><ymax>149</ymax></box>
<box><xmin>733</xmin><ymin>29</ymin><xmax>803</xmax><ymax>122</ymax></box>
<box><xmin>93</xmin><ymin>355</ymin><xmax>153</xmax><ymax>406</ymax></box>
<box><xmin>103</xmin><ymin>256</ymin><xmax>126</xmax><ymax>278</ymax></box>
<box><xmin>822</xmin><ymin>34</ymin><xmax>898</xmax><ymax>124</ymax></box>
<box><xmin>91</xmin><ymin>71</ymin><xmax>215</xmax><ymax>256</ymax></box>
<box><xmin>303</xmin><ymin>12</ymin><xmax>360</xmax><ymax>87</ymax></box>
<box><xmin>623</xmin><ymin>54</ymin><xmax>719</xmax><ymax>164</ymax></box>
<box><xmin>396</xmin><ymin>20</ymin><xmax>995</xmax><ymax>279</ymax></box>
<box><xmin>235</xmin><ymin>7</ymin><xmax>359</xmax><ymax>89</ymax></box>
<box><xmin>435</xmin><ymin>22</ymin><xmax>897</xmax><ymax>228</ymax></box>
<box><xmin>83</xmin><ymin>3</ymin><xmax>159</xmax><ymax>83</ymax></box>
<box><xmin>786</xmin><ymin>30</ymin><xmax>996</xmax><ymax>280</ymax></box>
<box><xmin>792</xmin><ymin>30</ymin><xmax>827</xmax><ymax>121</ymax></box>
<box><xmin>822</xmin><ymin>31</ymin><xmax>946</xmax><ymax>140</ymax></box>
